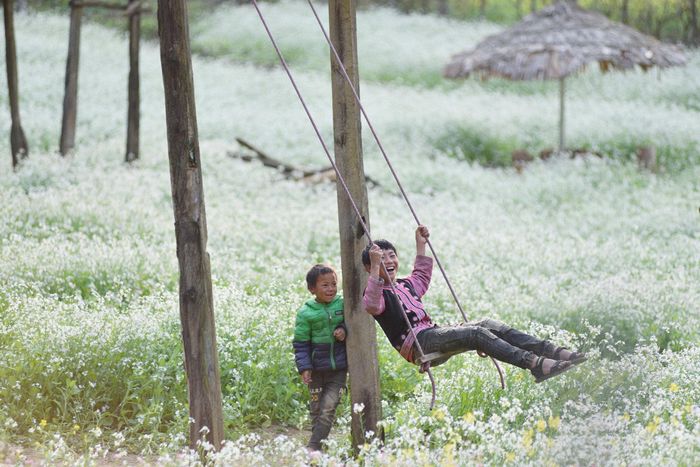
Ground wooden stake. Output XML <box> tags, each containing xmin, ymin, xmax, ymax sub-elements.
<box><xmin>60</xmin><ymin>3</ymin><xmax>82</xmax><ymax>156</ymax></box>
<box><xmin>558</xmin><ymin>77</ymin><xmax>565</xmax><ymax>152</ymax></box>
<box><xmin>156</xmin><ymin>0</ymin><xmax>224</xmax><ymax>451</ymax></box>
<box><xmin>3</xmin><ymin>0</ymin><xmax>29</xmax><ymax>168</ymax></box>
<box><xmin>125</xmin><ymin>0</ymin><xmax>140</xmax><ymax>162</ymax></box>
<box><xmin>328</xmin><ymin>0</ymin><xmax>383</xmax><ymax>452</ymax></box>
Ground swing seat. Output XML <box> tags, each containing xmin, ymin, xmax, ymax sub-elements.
<box><xmin>416</xmin><ymin>350</ymin><xmax>461</xmax><ymax>367</ymax></box>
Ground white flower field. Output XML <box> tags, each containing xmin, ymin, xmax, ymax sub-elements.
<box><xmin>1</xmin><ymin>1</ymin><xmax>699</xmax><ymax>464</ymax></box>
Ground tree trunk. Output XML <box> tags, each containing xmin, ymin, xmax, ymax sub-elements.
<box><xmin>479</xmin><ymin>0</ymin><xmax>486</xmax><ymax>17</ymax></box>
<box><xmin>690</xmin><ymin>0</ymin><xmax>699</xmax><ymax>45</ymax></box>
<box><xmin>530</xmin><ymin>0</ymin><xmax>537</xmax><ymax>13</ymax></box>
<box><xmin>156</xmin><ymin>0</ymin><xmax>224</xmax><ymax>451</ymax></box>
<box><xmin>621</xmin><ymin>0</ymin><xmax>629</xmax><ymax>24</ymax></box>
<box><xmin>328</xmin><ymin>0</ymin><xmax>382</xmax><ymax>453</ymax></box>
<box><xmin>3</xmin><ymin>0</ymin><xmax>28</xmax><ymax>168</ymax></box>
<box><xmin>125</xmin><ymin>0</ymin><xmax>140</xmax><ymax>163</ymax></box>
<box><xmin>60</xmin><ymin>3</ymin><xmax>82</xmax><ymax>156</ymax></box>
<box><xmin>437</xmin><ymin>0</ymin><xmax>449</xmax><ymax>16</ymax></box>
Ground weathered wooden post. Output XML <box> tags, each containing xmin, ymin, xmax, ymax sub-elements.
<box><xmin>3</xmin><ymin>0</ymin><xmax>29</xmax><ymax>168</ymax></box>
<box><xmin>156</xmin><ymin>0</ymin><xmax>224</xmax><ymax>451</ymax></box>
<box><xmin>328</xmin><ymin>0</ymin><xmax>382</xmax><ymax>451</ymax></box>
<box><xmin>125</xmin><ymin>0</ymin><xmax>140</xmax><ymax>162</ymax></box>
<box><xmin>60</xmin><ymin>0</ymin><xmax>82</xmax><ymax>156</ymax></box>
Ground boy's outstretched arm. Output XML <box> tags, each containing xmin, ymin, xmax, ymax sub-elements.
<box><xmin>415</xmin><ymin>225</ymin><xmax>429</xmax><ymax>257</ymax></box>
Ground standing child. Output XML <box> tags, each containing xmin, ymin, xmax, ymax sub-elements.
<box><xmin>362</xmin><ymin>225</ymin><xmax>586</xmax><ymax>382</ymax></box>
<box><xmin>293</xmin><ymin>264</ymin><xmax>348</xmax><ymax>452</ymax></box>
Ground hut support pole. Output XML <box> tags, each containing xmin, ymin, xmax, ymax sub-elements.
<box><xmin>157</xmin><ymin>0</ymin><xmax>224</xmax><ymax>451</ymax></box>
<box><xmin>60</xmin><ymin>2</ymin><xmax>82</xmax><ymax>156</ymax></box>
<box><xmin>125</xmin><ymin>0</ymin><xmax>140</xmax><ymax>162</ymax></box>
<box><xmin>328</xmin><ymin>0</ymin><xmax>383</xmax><ymax>454</ymax></box>
<box><xmin>558</xmin><ymin>77</ymin><xmax>565</xmax><ymax>152</ymax></box>
<box><xmin>3</xmin><ymin>0</ymin><xmax>28</xmax><ymax>168</ymax></box>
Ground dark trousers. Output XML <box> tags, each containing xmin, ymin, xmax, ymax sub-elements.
<box><xmin>307</xmin><ymin>369</ymin><xmax>347</xmax><ymax>451</ymax></box>
<box><xmin>416</xmin><ymin>318</ymin><xmax>557</xmax><ymax>369</ymax></box>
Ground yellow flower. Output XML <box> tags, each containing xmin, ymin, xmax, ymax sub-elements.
<box><xmin>72</xmin><ymin>424</ymin><xmax>80</xmax><ymax>432</ymax></box>
<box><xmin>536</xmin><ymin>419</ymin><xmax>547</xmax><ymax>432</ymax></box>
<box><xmin>622</xmin><ymin>413</ymin><xmax>631</xmax><ymax>422</ymax></box>
<box><xmin>522</xmin><ymin>428</ymin><xmax>534</xmax><ymax>449</ymax></box>
<box><xmin>505</xmin><ymin>452</ymin><xmax>516</xmax><ymax>462</ymax></box>
<box><xmin>463</xmin><ymin>412</ymin><xmax>476</xmax><ymax>424</ymax></box>
<box><xmin>433</xmin><ymin>409</ymin><xmax>445</xmax><ymax>421</ymax></box>
<box><xmin>669</xmin><ymin>383</ymin><xmax>679</xmax><ymax>392</ymax></box>
<box><xmin>39</xmin><ymin>419</ymin><xmax>47</xmax><ymax>428</ymax></box>
<box><xmin>645</xmin><ymin>416</ymin><xmax>661</xmax><ymax>435</ymax></box>
<box><xmin>548</xmin><ymin>416</ymin><xmax>560</xmax><ymax>431</ymax></box>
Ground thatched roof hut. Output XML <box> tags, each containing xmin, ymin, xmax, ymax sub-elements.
<box><xmin>444</xmin><ymin>0</ymin><xmax>686</xmax><ymax>80</ymax></box>
<box><xmin>444</xmin><ymin>0</ymin><xmax>687</xmax><ymax>150</ymax></box>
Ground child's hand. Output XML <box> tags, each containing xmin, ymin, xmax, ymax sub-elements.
<box><xmin>415</xmin><ymin>225</ymin><xmax>429</xmax><ymax>244</ymax></box>
<box><xmin>301</xmin><ymin>370</ymin><xmax>312</xmax><ymax>385</ymax></box>
<box><xmin>368</xmin><ymin>243</ymin><xmax>383</xmax><ymax>267</ymax></box>
<box><xmin>333</xmin><ymin>327</ymin><xmax>346</xmax><ymax>342</ymax></box>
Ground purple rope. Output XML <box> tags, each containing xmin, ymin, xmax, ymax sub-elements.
<box><xmin>306</xmin><ymin>0</ymin><xmax>505</xmax><ymax>390</ymax></box>
<box><xmin>250</xmin><ymin>0</ymin><xmax>438</xmax><ymax>408</ymax></box>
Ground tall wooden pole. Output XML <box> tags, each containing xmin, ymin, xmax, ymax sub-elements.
<box><xmin>125</xmin><ymin>0</ymin><xmax>140</xmax><ymax>162</ymax></box>
<box><xmin>558</xmin><ymin>77</ymin><xmax>565</xmax><ymax>152</ymax></box>
<box><xmin>60</xmin><ymin>2</ymin><xmax>82</xmax><ymax>156</ymax></box>
<box><xmin>156</xmin><ymin>0</ymin><xmax>224</xmax><ymax>451</ymax></box>
<box><xmin>328</xmin><ymin>0</ymin><xmax>382</xmax><ymax>452</ymax></box>
<box><xmin>3</xmin><ymin>0</ymin><xmax>28</xmax><ymax>168</ymax></box>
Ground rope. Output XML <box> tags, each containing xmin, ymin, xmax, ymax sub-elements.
<box><xmin>250</xmin><ymin>0</ymin><xmax>438</xmax><ymax>409</ymax></box>
<box><xmin>306</xmin><ymin>0</ymin><xmax>505</xmax><ymax>390</ymax></box>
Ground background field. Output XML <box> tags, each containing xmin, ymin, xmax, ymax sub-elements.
<box><xmin>1</xmin><ymin>1</ymin><xmax>699</xmax><ymax>464</ymax></box>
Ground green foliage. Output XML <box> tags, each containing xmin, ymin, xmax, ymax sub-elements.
<box><xmin>432</xmin><ymin>125</ymin><xmax>521</xmax><ymax>167</ymax></box>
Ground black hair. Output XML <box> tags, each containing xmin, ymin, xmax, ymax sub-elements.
<box><xmin>361</xmin><ymin>240</ymin><xmax>397</xmax><ymax>266</ymax></box>
<box><xmin>305</xmin><ymin>264</ymin><xmax>336</xmax><ymax>290</ymax></box>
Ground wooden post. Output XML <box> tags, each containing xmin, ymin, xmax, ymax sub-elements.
<box><xmin>558</xmin><ymin>77</ymin><xmax>565</xmax><ymax>152</ymax></box>
<box><xmin>156</xmin><ymin>0</ymin><xmax>224</xmax><ymax>451</ymax></box>
<box><xmin>3</xmin><ymin>0</ymin><xmax>28</xmax><ymax>168</ymax></box>
<box><xmin>125</xmin><ymin>0</ymin><xmax>140</xmax><ymax>162</ymax></box>
<box><xmin>328</xmin><ymin>0</ymin><xmax>382</xmax><ymax>452</ymax></box>
<box><xmin>60</xmin><ymin>1</ymin><xmax>82</xmax><ymax>156</ymax></box>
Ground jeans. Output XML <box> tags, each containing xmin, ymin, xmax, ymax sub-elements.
<box><xmin>308</xmin><ymin>369</ymin><xmax>347</xmax><ymax>451</ymax></box>
<box><xmin>416</xmin><ymin>318</ymin><xmax>557</xmax><ymax>369</ymax></box>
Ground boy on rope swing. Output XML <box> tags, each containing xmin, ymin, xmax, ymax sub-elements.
<box><xmin>362</xmin><ymin>225</ymin><xmax>586</xmax><ymax>382</ymax></box>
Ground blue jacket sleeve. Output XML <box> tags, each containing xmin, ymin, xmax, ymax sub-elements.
<box><xmin>293</xmin><ymin>310</ymin><xmax>313</xmax><ymax>373</ymax></box>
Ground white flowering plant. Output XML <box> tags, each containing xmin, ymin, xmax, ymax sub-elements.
<box><xmin>0</xmin><ymin>2</ymin><xmax>699</xmax><ymax>465</ymax></box>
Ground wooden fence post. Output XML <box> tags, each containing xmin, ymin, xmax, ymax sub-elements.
<box><xmin>125</xmin><ymin>0</ymin><xmax>140</xmax><ymax>162</ymax></box>
<box><xmin>156</xmin><ymin>0</ymin><xmax>224</xmax><ymax>451</ymax></box>
<box><xmin>3</xmin><ymin>0</ymin><xmax>28</xmax><ymax>168</ymax></box>
<box><xmin>328</xmin><ymin>0</ymin><xmax>383</xmax><ymax>452</ymax></box>
<box><xmin>60</xmin><ymin>1</ymin><xmax>82</xmax><ymax>156</ymax></box>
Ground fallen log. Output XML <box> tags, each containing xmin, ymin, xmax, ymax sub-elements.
<box><xmin>229</xmin><ymin>137</ymin><xmax>381</xmax><ymax>187</ymax></box>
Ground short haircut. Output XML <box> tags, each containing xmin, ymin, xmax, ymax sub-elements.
<box><xmin>361</xmin><ymin>240</ymin><xmax>397</xmax><ymax>266</ymax></box>
<box><xmin>306</xmin><ymin>264</ymin><xmax>336</xmax><ymax>290</ymax></box>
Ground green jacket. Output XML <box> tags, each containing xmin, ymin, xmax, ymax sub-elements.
<box><xmin>293</xmin><ymin>295</ymin><xmax>348</xmax><ymax>372</ymax></box>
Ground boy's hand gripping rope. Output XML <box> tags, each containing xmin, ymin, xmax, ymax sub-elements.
<box><xmin>250</xmin><ymin>0</ymin><xmax>439</xmax><ymax>409</ymax></box>
<box><xmin>304</xmin><ymin>0</ymin><xmax>505</xmax><ymax>390</ymax></box>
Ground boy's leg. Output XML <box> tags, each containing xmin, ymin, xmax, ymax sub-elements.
<box><xmin>417</xmin><ymin>325</ymin><xmax>535</xmax><ymax>369</ymax></box>
<box><xmin>307</xmin><ymin>372</ymin><xmax>325</xmax><ymax>451</ymax></box>
<box><xmin>471</xmin><ymin>318</ymin><xmax>557</xmax><ymax>357</ymax></box>
<box><xmin>308</xmin><ymin>370</ymin><xmax>346</xmax><ymax>451</ymax></box>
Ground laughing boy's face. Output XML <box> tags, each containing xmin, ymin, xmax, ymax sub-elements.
<box><xmin>378</xmin><ymin>249</ymin><xmax>399</xmax><ymax>283</ymax></box>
